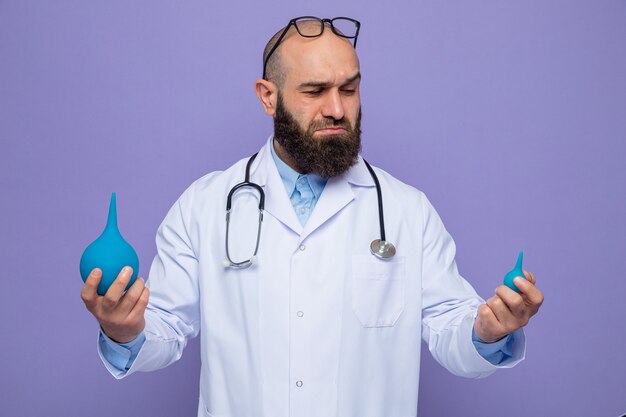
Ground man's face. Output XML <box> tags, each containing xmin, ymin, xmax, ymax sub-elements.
<box><xmin>272</xmin><ymin>30</ymin><xmax>362</xmax><ymax>178</ymax></box>
<box><xmin>273</xmin><ymin>93</ymin><xmax>361</xmax><ymax>178</ymax></box>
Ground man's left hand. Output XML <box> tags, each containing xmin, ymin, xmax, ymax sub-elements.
<box><xmin>474</xmin><ymin>270</ymin><xmax>544</xmax><ymax>343</ymax></box>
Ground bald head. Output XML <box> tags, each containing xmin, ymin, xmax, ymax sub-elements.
<box><xmin>263</xmin><ymin>26</ymin><xmax>289</xmax><ymax>85</ymax></box>
<box><xmin>263</xmin><ymin>21</ymin><xmax>359</xmax><ymax>87</ymax></box>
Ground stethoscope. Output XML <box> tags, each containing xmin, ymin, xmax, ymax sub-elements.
<box><xmin>224</xmin><ymin>153</ymin><xmax>396</xmax><ymax>268</ymax></box>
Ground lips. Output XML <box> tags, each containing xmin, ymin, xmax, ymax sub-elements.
<box><xmin>315</xmin><ymin>127</ymin><xmax>348</xmax><ymax>134</ymax></box>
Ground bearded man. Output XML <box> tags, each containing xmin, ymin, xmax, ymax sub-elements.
<box><xmin>81</xmin><ymin>17</ymin><xmax>544</xmax><ymax>417</ymax></box>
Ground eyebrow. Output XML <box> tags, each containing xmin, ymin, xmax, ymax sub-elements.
<box><xmin>298</xmin><ymin>72</ymin><xmax>362</xmax><ymax>89</ymax></box>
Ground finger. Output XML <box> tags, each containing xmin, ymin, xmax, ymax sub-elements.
<box><xmin>478</xmin><ymin>303</ymin><xmax>502</xmax><ymax>326</ymax></box>
<box><xmin>475</xmin><ymin>304</ymin><xmax>505</xmax><ymax>342</ymax></box>
<box><xmin>488</xmin><ymin>293</ymin><xmax>532</xmax><ymax>334</ymax></box>
<box><xmin>495</xmin><ymin>285</ymin><xmax>525</xmax><ymax>314</ymax></box>
<box><xmin>102</xmin><ymin>266</ymin><xmax>133</xmax><ymax>311</ymax></box>
<box><xmin>486</xmin><ymin>294</ymin><xmax>519</xmax><ymax>330</ymax></box>
<box><xmin>522</xmin><ymin>269</ymin><xmax>536</xmax><ymax>285</ymax></box>
<box><xmin>81</xmin><ymin>268</ymin><xmax>103</xmax><ymax>310</ymax></box>
<box><xmin>487</xmin><ymin>294</ymin><xmax>513</xmax><ymax>317</ymax></box>
<box><xmin>116</xmin><ymin>277</ymin><xmax>146</xmax><ymax>315</ymax></box>
<box><xmin>514</xmin><ymin>277</ymin><xmax>545</xmax><ymax>306</ymax></box>
<box><xmin>127</xmin><ymin>286</ymin><xmax>150</xmax><ymax>322</ymax></box>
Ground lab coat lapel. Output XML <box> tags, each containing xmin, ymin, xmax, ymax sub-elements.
<box><xmin>299</xmin><ymin>157</ymin><xmax>375</xmax><ymax>241</ymax></box>
<box><xmin>250</xmin><ymin>142</ymin><xmax>374</xmax><ymax>240</ymax></box>
<box><xmin>253</xmin><ymin>143</ymin><xmax>303</xmax><ymax>235</ymax></box>
<box><xmin>299</xmin><ymin>175</ymin><xmax>354</xmax><ymax>242</ymax></box>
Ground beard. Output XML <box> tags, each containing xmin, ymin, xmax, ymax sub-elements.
<box><xmin>273</xmin><ymin>94</ymin><xmax>362</xmax><ymax>179</ymax></box>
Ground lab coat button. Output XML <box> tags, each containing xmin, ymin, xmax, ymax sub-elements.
<box><xmin>296</xmin><ymin>380</ymin><xmax>303</xmax><ymax>387</ymax></box>
<box><xmin>299</xmin><ymin>244</ymin><xmax>305</xmax><ymax>251</ymax></box>
<box><xmin>297</xmin><ymin>311</ymin><xmax>304</xmax><ymax>317</ymax></box>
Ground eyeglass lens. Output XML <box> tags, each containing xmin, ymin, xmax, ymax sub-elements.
<box><xmin>293</xmin><ymin>17</ymin><xmax>358</xmax><ymax>39</ymax></box>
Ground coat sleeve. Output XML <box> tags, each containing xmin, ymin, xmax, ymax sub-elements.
<box><xmin>419</xmin><ymin>194</ymin><xmax>526</xmax><ymax>378</ymax></box>
<box><xmin>98</xmin><ymin>182</ymin><xmax>202</xmax><ymax>379</ymax></box>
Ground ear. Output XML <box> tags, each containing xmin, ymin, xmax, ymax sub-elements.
<box><xmin>254</xmin><ymin>79</ymin><xmax>278</xmax><ymax>116</ymax></box>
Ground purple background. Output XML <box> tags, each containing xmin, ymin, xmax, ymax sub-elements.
<box><xmin>1</xmin><ymin>1</ymin><xmax>625</xmax><ymax>416</ymax></box>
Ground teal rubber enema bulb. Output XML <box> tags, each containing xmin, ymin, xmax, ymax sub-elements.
<box><xmin>80</xmin><ymin>192</ymin><xmax>139</xmax><ymax>295</ymax></box>
<box><xmin>503</xmin><ymin>251</ymin><xmax>525</xmax><ymax>293</ymax></box>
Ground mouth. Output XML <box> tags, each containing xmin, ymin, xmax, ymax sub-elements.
<box><xmin>315</xmin><ymin>127</ymin><xmax>348</xmax><ymax>135</ymax></box>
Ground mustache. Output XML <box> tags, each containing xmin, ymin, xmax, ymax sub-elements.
<box><xmin>308</xmin><ymin>118</ymin><xmax>352</xmax><ymax>132</ymax></box>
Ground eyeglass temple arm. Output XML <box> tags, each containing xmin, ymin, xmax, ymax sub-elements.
<box><xmin>262</xmin><ymin>21</ymin><xmax>295</xmax><ymax>80</ymax></box>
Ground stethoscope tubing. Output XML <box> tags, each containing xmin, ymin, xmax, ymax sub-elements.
<box><xmin>225</xmin><ymin>153</ymin><xmax>264</xmax><ymax>268</ymax></box>
<box><xmin>224</xmin><ymin>152</ymin><xmax>396</xmax><ymax>268</ymax></box>
<box><xmin>362</xmin><ymin>159</ymin><xmax>386</xmax><ymax>243</ymax></box>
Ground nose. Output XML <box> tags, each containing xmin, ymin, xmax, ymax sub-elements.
<box><xmin>320</xmin><ymin>89</ymin><xmax>345</xmax><ymax>121</ymax></box>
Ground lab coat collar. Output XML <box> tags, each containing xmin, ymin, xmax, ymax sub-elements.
<box><xmin>248</xmin><ymin>136</ymin><xmax>376</xmax><ymax>239</ymax></box>
<box><xmin>344</xmin><ymin>156</ymin><xmax>377</xmax><ymax>188</ymax></box>
<box><xmin>250</xmin><ymin>139</ymin><xmax>303</xmax><ymax>235</ymax></box>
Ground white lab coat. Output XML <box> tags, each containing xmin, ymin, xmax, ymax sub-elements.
<box><xmin>99</xmin><ymin>138</ymin><xmax>525</xmax><ymax>417</ymax></box>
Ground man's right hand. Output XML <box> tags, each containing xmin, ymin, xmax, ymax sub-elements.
<box><xmin>81</xmin><ymin>266</ymin><xmax>149</xmax><ymax>344</ymax></box>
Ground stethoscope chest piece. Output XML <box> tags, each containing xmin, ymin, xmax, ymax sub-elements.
<box><xmin>370</xmin><ymin>239</ymin><xmax>396</xmax><ymax>259</ymax></box>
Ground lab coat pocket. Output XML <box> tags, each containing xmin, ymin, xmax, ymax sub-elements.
<box><xmin>351</xmin><ymin>255</ymin><xmax>406</xmax><ymax>327</ymax></box>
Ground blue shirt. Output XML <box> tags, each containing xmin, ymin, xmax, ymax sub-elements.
<box><xmin>99</xmin><ymin>139</ymin><xmax>513</xmax><ymax>370</ymax></box>
<box><xmin>270</xmin><ymin>140</ymin><xmax>327</xmax><ymax>226</ymax></box>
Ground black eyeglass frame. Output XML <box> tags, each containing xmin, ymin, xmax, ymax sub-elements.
<box><xmin>262</xmin><ymin>16</ymin><xmax>361</xmax><ymax>80</ymax></box>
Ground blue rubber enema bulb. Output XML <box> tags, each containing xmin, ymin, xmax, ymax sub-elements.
<box><xmin>79</xmin><ymin>192</ymin><xmax>139</xmax><ymax>295</ymax></box>
<box><xmin>503</xmin><ymin>251</ymin><xmax>525</xmax><ymax>293</ymax></box>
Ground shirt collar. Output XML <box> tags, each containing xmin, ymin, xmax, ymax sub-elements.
<box><xmin>270</xmin><ymin>137</ymin><xmax>327</xmax><ymax>199</ymax></box>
